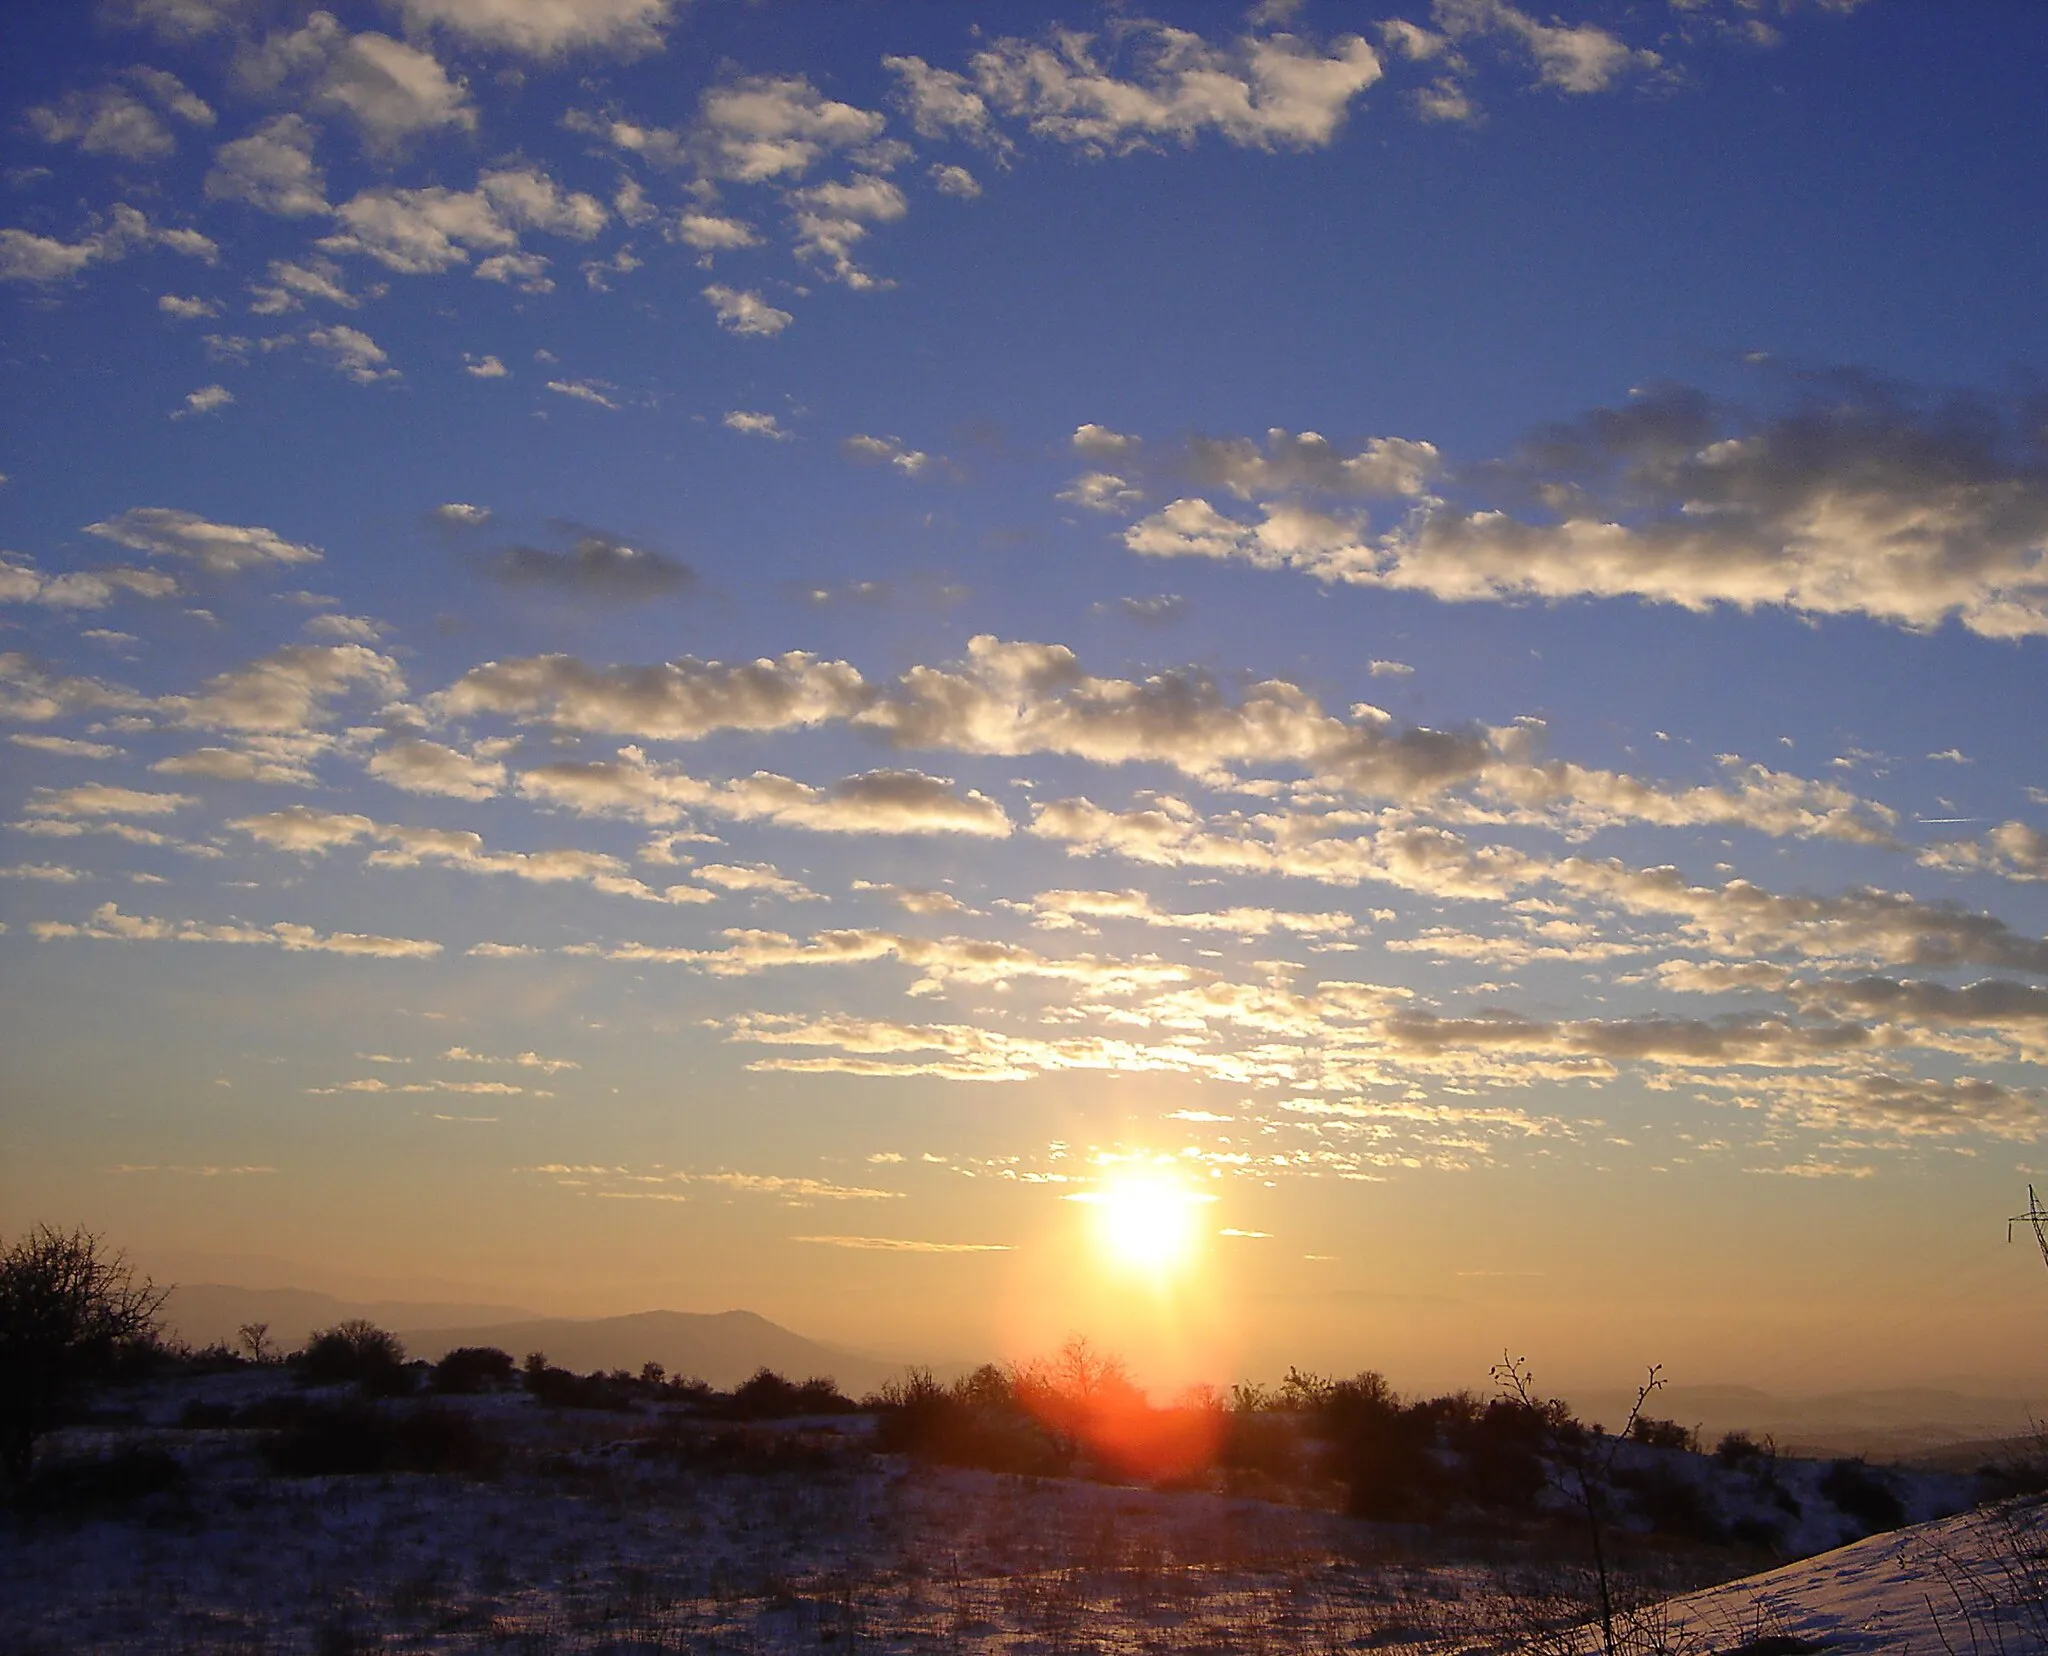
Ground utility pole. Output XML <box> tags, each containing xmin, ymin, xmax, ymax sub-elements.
<box><xmin>2008</xmin><ymin>1184</ymin><xmax>2048</xmax><ymax>1272</ymax></box>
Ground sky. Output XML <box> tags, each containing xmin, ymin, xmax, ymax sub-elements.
<box><xmin>4</xmin><ymin>0</ymin><xmax>2048</xmax><ymax>1400</ymax></box>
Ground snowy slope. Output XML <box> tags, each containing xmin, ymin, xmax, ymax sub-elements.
<box><xmin>1603</xmin><ymin>1498</ymin><xmax>2048</xmax><ymax>1654</ymax></box>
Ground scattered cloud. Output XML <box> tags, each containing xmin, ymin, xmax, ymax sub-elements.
<box><xmin>482</xmin><ymin>531</ymin><xmax>693</xmax><ymax>599</ymax></box>
<box><xmin>724</xmin><ymin>410</ymin><xmax>791</xmax><ymax>440</ymax></box>
<box><xmin>85</xmin><ymin>507</ymin><xmax>321</xmax><ymax>572</ymax></box>
<box><xmin>844</xmin><ymin>433</ymin><xmax>936</xmax><ymax>476</ymax></box>
<box><xmin>171</xmin><ymin>384</ymin><xmax>235</xmax><ymax>420</ymax></box>
<box><xmin>947</xmin><ymin>21</ymin><xmax>1384</xmax><ymax>154</ymax></box>
<box><xmin>702</xmin><ymin>284</ymin><xmax>793</xmax><ymax>336</ymax></box>
<box><xmin>0</xmin><ymin>204</ymin><xmax>216</xmax><ymax>284</ymax></box>
<box><xmin>34</xmin><ymin>901</ymin><xmax>440</xmax><ymax>957</ymax></box>
<box><xmin>205</xmin><ymin>115</ymin><xmax>328</xmax><ymax>216</ymax></box>
<box><xmin>366</xmin><ymin>738</ymin><xmax>506</xmax><ymax>800</ymax></box>
<box><xmin>391</xmin><ymin>0</ymin><xmax>674</xmax><ymax>57</ymax></box>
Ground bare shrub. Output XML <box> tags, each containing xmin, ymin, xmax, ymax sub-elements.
<box><xmin>298</xmin><ymin>1320</ymin><xmax>411</xmax><ymax>1395</ymax></box>
<box><xmin>1818</xmin><ymin>1456</ymin><xmax>1905</xmax><ymax>1535</ymax></box>
<box><xmin>725</xmin><ymin>1367</ymin><xmax>854</xmax><ymax>1418</ymax></box>
<box><xmin>261</xmin><ymin>1401</ymin><xmax>505</xmax><ymax>1478</ymax></box>
<box><xmin>429</xmin><ymin>1346</ymin><xmax>516</xmax><ymax>1395</ymax></box>
<box><xmin>0</xmin><ymin>1224</ymin><xmax>166</xmax><ymax>1485</ymax></box>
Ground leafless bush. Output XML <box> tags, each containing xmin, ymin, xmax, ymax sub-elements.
<box><xmin>0</xmin><ymin>1224</ymin><xmax>165</xmax><ymax>1486</ymax></box>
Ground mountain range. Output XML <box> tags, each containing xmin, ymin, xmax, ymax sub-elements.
<box><xmin>161</xmin><ymin>1285</ymin><xmax>905</xmax><ymax>1393</ymax></box>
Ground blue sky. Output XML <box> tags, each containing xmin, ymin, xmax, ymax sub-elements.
<box><xmin>5</xmin><ymin>0</ymin><xmax>2048</xmax><ymax>1394</ymax></box>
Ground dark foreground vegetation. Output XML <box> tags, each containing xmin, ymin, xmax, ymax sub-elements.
<box><xmin>3</xmin><ymin>1223</ymin><xmax>2041</xmax><ymax>1655</ymax></box>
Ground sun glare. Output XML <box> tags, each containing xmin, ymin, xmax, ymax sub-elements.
<box><xmin>1070</xmin><ymin>1173</ymin><xmax>1215</xmax><ymax>1277</ymax></box>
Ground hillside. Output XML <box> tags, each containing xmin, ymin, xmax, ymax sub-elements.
<box><xmin>393</xmin><ymin>1307</ymin><xmax>903</xmax><ymax>1394</ymax></box>
<box><xmin>162</xmin><ymin>1284</ymin><xmax>538</xmax><ymax>1352</ymax></box>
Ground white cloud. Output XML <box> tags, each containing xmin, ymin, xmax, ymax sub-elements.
<box><xmin>673</xmin><ymin>212</ymin><xmax>761</xmax><ymax>251</ymax></box>
<box><xmin>0</xmin><ymin>556</ymin><xmax>178</xmax><ymax>608</ymax></box>
<box><xmin>1119</xmin><ymin>387</ymin><xmax>2048</xmax><ymax>639</ymax></box>
<box><xmin>441</xmin><ymin>649</ymin><xmax>869</xmax><ymax>737</ymax></box>
<box><xmin>171</xmin><ymin>643</ymin><xmax>405</xmax><ymax>732</ymax></box>
<box><xmin>692</xmin><ymin>862</ymin><xmax>822</xmax><ymax>901</ymax></box>
<box><xmin>1074</xmin><ymin>424</ymin><xmax>1140</xmax><ymax>457</ymax></box>
<box><xmin>851</xmin><ymin>881</ymin><xmax>973</xmax><ymax>918</ymax></box>
<box><xmin>883</xmin><ymin>56</ymin><xmax>1002</xmax><ymax>146</ymax></box>
<box><xmin>1059</xmin><ymin>472</ymin><xmax>1143</xmax><ymax>512</ymax></box>
<box><xmin>546</xmin><ymin>378</ymin><xmax>619</xmax><ymax>409</ymax></box>
<box><xmin>29</xmin><ymin>84</ymin><xmax>185</xmax><ymax>162</ymax></box>
<box><xmin>391</xmin><ymin>0</ymin><xmax>672</xmax><ymax>56</ymax></box>
<box><xmin>435</xmin><ymin>501</ymin><xmax>493</xmax><ymax>524</ymax></box>
<box><xmin>28</xmin><ymin>72</ymin><xmax>213</xmax><ymax>160</ymax></box>
<box><xmin>0</xmin><ymin>204</ymin><xmax>216</xmax><ymax>285</ymax></box>
<box><xmin>249</xmin><ymin>256</ymin><xmax>367</xmax><ymax>314</ymax></box>
<box><xmin>443</xmin><ymin>1045</ymin><xmax>578</xmax><ymax>1072</ymax></box>
<box><xmin>171</xmin><ymin>384</ymin><xmax>234</xmax><ymax>420</ymax></box>
<box><xmin>34</xmin><ymin>900</ymin><xmax>441</xmax><ymax>958</ymax></box>
<box><xmin>303</xmin><ymin>324</ymin><xmax>399</xmax><ymax>383</ymax></box>
<box><xmin>26</xmin><ymin>784</ymin><xmax>194</xmax><ymax>819</ymax></box>
<box><xmin>479</xmin><ymin>166</ymin><xmax>608</xmax><ymax>239</ymax></box>
<box><xmin>0</xmin><ymin>230</ymin><xmax>106</xmax><ymax>284</ymax></box>
<box><xmin>1029</xmin><ymin>888</ymin><xmax>1351</xmax><ymax>938</ymax></box>
<box><xmin>319</xmin><ymin>165</ymin><xmax>601</xmax><ymax>282</ymax></box>
<box><xmin>1186</xmin><ymin>428</ymin><xmax>1441</xmax><ymax>498</ymax></box>
<box><xmin>158</xmin><ymin>293</ymin><xmax>220</xmax><ymax>319</ymax></box>
<box><xmin>0</xmin><ymin>863</ymin><xmax>86</xmax><ymax>883</ymax></box>
<box><xmin>968</xmin><ymin>21</ymin><xmax>1383</xmax><ymax>153</ymax></box>
<box><xmin>320</xmin><ymin>186</ymin><xmax>508</xmax><ymax>273</ymax></box>
<box><xmin>844</xmin><ymin>433</ymin><xmax>933</xmax><ymax>476</ymax></box>
<box><xmin>592</xmin><ymin>928</ymin><xmax>1191</xmax><ymax>996</ymax></box>
<box><xmin>724</xmin><ymin>410</ymin><xmax>790</xmax><ymax>440</ymax></box>
<box><xmin>205</xmin><ymin>115</ymin><xmax>328</xmax><ymax>217</ymax></box>
<box><xmin>519</xmin><ymin>750</ymin><xmax>1013</xmax><ymax>838</ymax></box>
<box><xmin>10</xmin><ymin>735</ymin><xmax>123</xmax><ymax>759</ymax></box>
<box><xmin>475</xmin><ymin>252</ymin><xmax>550</xmax><ymax>291</ymax></box>
<box><xmin>694</xmin><ymin>75</ymin><xmax>887</xmax><ymax>183</ymax></box>
<box><xmin>462</xmin><ymin>354</ymin><xmax>507</xmax><ymax>379</ymax></box>
<box><xmin>702</xmin><ymin>284</ymin><xmax>792</xmax><ymax>336</ymax></box>
<box><xmin>787</xmin><ymin>174</ymin><xmax>907</xmax><ymax>289</ymax></box>
<box><xmin>0</xmin><ymin>652</ymin><xmax>150</xmax><ymax>723</ymax></box>
<box><xmin>152</xmin><ymin>739</ymin><xmax>326</xmax><ymax>786</ymax></box>
<box><xmin>242</xmin><ymin>16</ymin><xmax>475</xmax><ymax>150</ymax></box>
<box><xmin>86</xmin><ymin>507</ymin><xmax>321</xmax><ymax>572</ymax></box>
<box><xmin>304</xmin><ymin>613</ymin><xmax>385</xmax><ymax>643</ymax></box>
<box><xmin>442</xmin><ymin>634</ymin><xmax>1889</xmax><ymax>843</ymax></box>
<box><xmin>1430</xmin><ymin>0</ymin><xmax>1659</xmax><ymax>95</ymax></box>
<box><xmin>232</xmin><ymin>806</ymin><xmax>713</xmax><ymax>904</ymax></box>
<box><xmin>1920</xmin><ymin>821</ymin><xmax>2048</xmax><ymax>884</ymax></box>
<box><xmin>928</xmin><ymin>163</ymin><xmax>981</xmax><ymax>199</ymax></box>
<box><xmin>366</xmin><ymin>738</ymin><xmax>506</xmax><ymax>800</ymax></box>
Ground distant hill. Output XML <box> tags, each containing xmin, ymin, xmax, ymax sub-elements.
<box><xmin>163</xmin><ymin>1284</ymin><xmax>538</xmax><ymax>1353</ymax></box>
<box><xmin>1569</xmin><ymin>1381</ymin><xmax>2046</xmax><ymax>1461</ymax></box>
<box><xmin>393</xmin><ymin>1308</ymin><xmax>902</xmax><ymax>1395</ymax></box>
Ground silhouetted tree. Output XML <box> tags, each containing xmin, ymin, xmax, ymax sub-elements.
<box><xmin>299</xmin><ymin>1320</ymin><xmax>409</xmax><ymax>1394</ymax></box>
<box><xmin>430</xmin><ymin>1346</ymin><xmax>515</xmax><ymax>1394</ymax></box>
<box><xmin>0</xmin><ymin>1225</ymin><xmax>166</xmax><ymax>1485</ymax></box>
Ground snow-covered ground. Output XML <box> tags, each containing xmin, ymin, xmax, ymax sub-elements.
<box><xmin>1597</xmin><ymin>1498</ymin><xmax>2048</xmax><ymax>1655</ymax></box>
<box><xmin>1</xmin><ymin>1368</ymin><xmax>2035</xmax><ymax>1655</ymax></box>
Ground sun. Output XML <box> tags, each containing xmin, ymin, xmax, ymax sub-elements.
<box><xmin>1070</xmin><ymin>1172</ymin><xmax>1214</xmax><ymax>1277</ymax></box>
